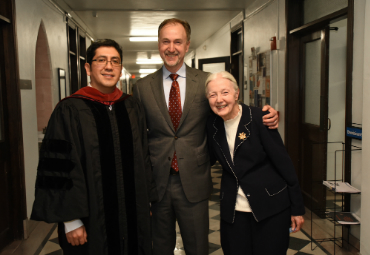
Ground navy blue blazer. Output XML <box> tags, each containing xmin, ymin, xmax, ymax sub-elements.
<box><xmin>207</xmin><ymin>104</ymin><xmax>305</xmax><ymax>224</ymax></box>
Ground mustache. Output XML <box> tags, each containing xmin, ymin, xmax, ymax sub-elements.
<box><xmin>165</xmin><ymin>51</ymin><xmax>179</xmax><ymax>56</ymax></box>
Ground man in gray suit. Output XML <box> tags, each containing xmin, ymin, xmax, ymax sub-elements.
<box><xmin>133</xmin><ymin>18</ymin><xmax>278</xmax><ymax>255</ymax></box>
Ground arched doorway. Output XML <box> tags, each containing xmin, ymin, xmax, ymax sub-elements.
<box><xmin>35</xmin><ymin>21</ymin><xmax>53</xmax><ymax>134</ymax></box>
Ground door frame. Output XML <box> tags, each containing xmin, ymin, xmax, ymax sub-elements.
<box><xmin>285</xmin><ymin>0</ymin><xmax>354</xmax><ymax>212</ymax></box>
<box><xmin>198</xmin><ymin>56</ymin><xmax>231</xmax><ymax>73</ymax></box>
<box><xmin>0</xmin><ymin>0</ymin><xmax>26</xmax><ymax>250</ymax></box>
<box><xmin>230</xmin><ymin>22</ymin><xmax>244</xmax><ymax>102</ymax></box>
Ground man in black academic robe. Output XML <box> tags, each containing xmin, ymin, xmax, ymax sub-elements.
<box><xmin>31</xmin><ymin>39</ymin><xmax>157</xmax><ymax>255</ymax></box>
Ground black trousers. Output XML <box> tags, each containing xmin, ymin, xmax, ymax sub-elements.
<box><xmin>221</xmin><ymin>207</ymin><xmax>291</xmax><ymax>255</ymax></box>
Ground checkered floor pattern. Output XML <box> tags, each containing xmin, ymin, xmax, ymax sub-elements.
<box><xmin>39</xmin><ymin>163</ymin><xmax>329</xmax><ymax>255</ymax></box>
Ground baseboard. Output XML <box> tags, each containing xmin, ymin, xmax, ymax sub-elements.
<box><xmin>23</xmin><ymin>219</ymin><xmax>39</xmax><ymax>239</ymax></box>
<box><xmin>1</xmin><ymin>222</ymin><xmax>55</xmax><ymax>255</ymax></box>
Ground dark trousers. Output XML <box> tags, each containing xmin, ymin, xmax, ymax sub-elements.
<box><xmin>221</xmin><ymin>208</ymin><xmax>291</xmax><ymax>255</ymax></box>
<box><xmin>152</xmin><ymin>174</ymin><xmax>209</xmax><ymax>255</ymax></box>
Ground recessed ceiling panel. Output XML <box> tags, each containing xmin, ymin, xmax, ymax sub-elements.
<box><xmin>57</xmin><ymin>0</ymin><xmax>250</xmax><ymax>10</ymax></box>
<box><xmin>54</xmin><ymin>0</ymin><xmax>248</xmax><ymax>75</ymax></box>
<box><xmin>75</xmin><ymin>10</ymin><xmax>240</xmax><ymax>50</ymax></box>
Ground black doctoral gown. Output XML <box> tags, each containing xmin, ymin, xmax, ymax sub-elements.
<box><xmin>31</xmin><ymin>93</ymin><xmax>157</xmax><ymax>255</ymax></box>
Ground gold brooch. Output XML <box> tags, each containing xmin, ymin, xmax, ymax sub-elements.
<box><xmin>238</xmin><ymin>132</ymin><xmax>247</xmax><ymax>140</ymax></box>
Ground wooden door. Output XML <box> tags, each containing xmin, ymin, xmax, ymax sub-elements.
<box><xmin>300</xmin><ymin>28</ymin><xmax>329</xmax><ymax>214</ymax></box>
<box><xmin>0</xmin><ymin>24</ymin><xmax>12</xmax><ymax>250</ymax></box>
<box><xmin>0</xmin><ymin>0</ymin><xmax>26</xmax><ymax>249</ymax></box>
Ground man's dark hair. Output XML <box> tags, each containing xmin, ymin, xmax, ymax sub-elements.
<box><xmin>158</xmin><ymin>18</ymin><xmax>191</xmax><ymax>42</ymax></box>
<box><xmin>86</xmin><ymin>39</ymin><xmax>123</xmax><ymax>65</ymax></box>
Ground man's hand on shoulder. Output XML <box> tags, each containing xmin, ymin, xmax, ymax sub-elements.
<box><xmin>261</xmin><ymin>105</ymin><xmax>278</xmax><ymax>129</ymax></box>
<box><xmin>66</xmin><ymin>225</ymin><xmax>87</xmax><ymax>246</ymax></box>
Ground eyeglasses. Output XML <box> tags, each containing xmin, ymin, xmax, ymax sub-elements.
<box><xmin>92</xmin><ymin>57</ymin><xmax>122</xmax><ymax>67</ymax></box>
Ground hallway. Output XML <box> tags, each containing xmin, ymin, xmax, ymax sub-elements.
<box><xmin>1</xmin><ymin>0</ymin><xmax>369</xmax><ymax>254</ymax></box>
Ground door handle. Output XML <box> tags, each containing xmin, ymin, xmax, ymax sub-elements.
<box><xmin>328</xmin><ymin>118</ymin><xmax>331</xmax><ymax>130</ymax></box>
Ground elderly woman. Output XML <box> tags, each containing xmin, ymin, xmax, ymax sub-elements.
<box><xmin>206</xmin><ymin>71</ymin><xmax>305</xmax><ymax>255</ymax></box>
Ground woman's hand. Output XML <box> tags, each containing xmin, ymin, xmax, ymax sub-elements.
<box><xmin>261</xmin><ymin>105</ymin><xmax>278</xmax><ymax>129</ymax></box>
<box><xmin>290</xmin><ymin>216</ymin><xmax>304</xmax><ymax>233</ymax></box>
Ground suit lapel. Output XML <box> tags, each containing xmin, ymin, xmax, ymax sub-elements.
<box><xmin>177</xmin><ymin>66</ymin><xmax>197</xmax><ymax>131</ymax></box>
<box><xmin>212</xmin><ymin>115</ymin><xmax>234</xmax><ymax>171</ymax></box>
<box><xmin>234</xmin><ymin>104</ymin><xmax>252</xmax><ymax>155</ymax></box>
<box><xmin>150</xmin><ymin>68</ymin><xmax>175</xmax><ymax>132</ymax></box>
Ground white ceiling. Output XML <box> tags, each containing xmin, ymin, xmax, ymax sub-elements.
<box><xmin>56</xmin><ymin>0</ymin><xmax>251</xmax><ymax>11</ymax></box>
<box><xmin>55</xmin><ymin>0</ymin><xmax>254</xmax><ymax>76</ymax></box>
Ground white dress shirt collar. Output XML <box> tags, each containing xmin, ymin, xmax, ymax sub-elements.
<box><xmin>162</xmin><ymin>63</ymin><xmax>186</xmax><ymax>79</ymax></box>
<box><xmin>162</xmin><ymin>63</ymin><xmax>187</xmax><ymax>109</ymax></box>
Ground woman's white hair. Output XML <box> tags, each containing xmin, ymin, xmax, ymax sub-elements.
<box><xmin>205</xmin><ymin>71</ymin><xmax>239</xmax><ymax>95</ymax></box>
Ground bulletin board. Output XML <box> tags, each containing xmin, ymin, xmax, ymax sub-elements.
<box><xmin>248</xmin><ymin>50</ymin><xmax>271</xmax><ymax>107</ymax></box>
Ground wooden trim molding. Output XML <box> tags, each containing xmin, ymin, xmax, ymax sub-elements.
<box><xmin>198</xmin><ymin>56</ymin><xmax>231</xmax><ymax>72</ymax></box>
<box><xmin>289</xmin><ymin>7</ymin><xmax>348</xmax><ymax>35</ymax></box>
<box><xmin>344</xmin><ymin>0</ymin><xmax>354</xmax><ymax>213</ymax></box>
<box><xmin>284</xmin><ymin>0</ymin><xmax>302</xmax><ymax>175</ymax></box>
<box><xmin>1</xmin><ymin>0</ymin><xmax>26</xmax><ymax>241</ymax></box>
<box><xmin>0</xmin><ymin>15</ymin><xmax>11</xmax><ymax>23</ymax></box>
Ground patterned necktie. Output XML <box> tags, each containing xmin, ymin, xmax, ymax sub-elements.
<box><xmin>169</xmin><ymin>74</ymin><xmax>182</xmax><ymax>172</ymax></box>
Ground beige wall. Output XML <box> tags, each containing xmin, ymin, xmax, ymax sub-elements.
<box><xmin>193</xmin><ymin>21</ymin><xmax>232</xmax><ymax>69</ymax></box>
<box><xmin>350</xmin><ymin>0</ymin><xmax>366</xmax><ymax>242</ymax></box>
<box><xmin>360</xmin><ymin>0</ymin><xmax>370</xmax><ymax>253</ymax></box>
<box><xmin>15</xmin><ymin>0</ymin><xmax>93</xmax><ymax>218</ymax></box>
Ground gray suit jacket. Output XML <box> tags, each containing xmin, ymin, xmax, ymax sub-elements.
<box><xmin>133</xmin><ymin>65</ymin><xmax>212</xmax><ymax>203</ymax></box>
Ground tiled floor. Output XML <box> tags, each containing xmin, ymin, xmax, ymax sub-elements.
<box><xmin>39</xmin><ymin>163</ymin><xmax>346</xmax><ymax>255</ymax></box>
<box><xmin>38</xmin><ymin>228</ymin><xmax>61</xmax><ymax>255</ymax></box>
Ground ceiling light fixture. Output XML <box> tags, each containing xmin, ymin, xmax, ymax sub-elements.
<box><xmin>139</xmin><ymin>69</ymin><xmax>157</xmax><ymax>73</ymax></box>
<box><xmin>136</xmin><ymin>59</ymin><xmax>163</xmax><ymax>64</ymax></box>
<box><xmin>129</xmin><ymin>37</ymin><xmax>158</xmax><ymax>42</ymax></box>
